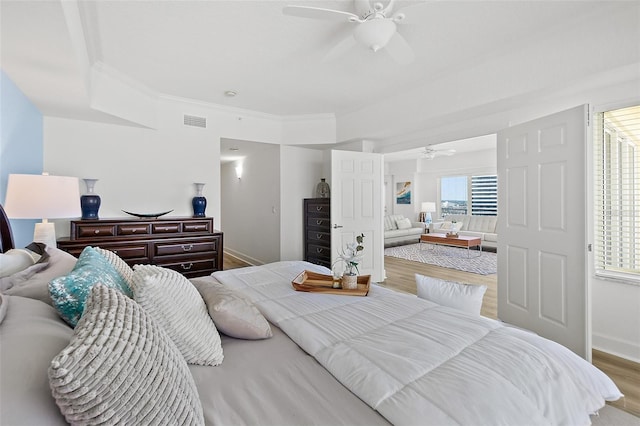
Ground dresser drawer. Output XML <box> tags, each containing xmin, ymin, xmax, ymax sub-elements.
<box><xmin>57</xmin><ymin>241</ymin><xmax>149</xmax><ymax>263</ymax></box>
<box><xmin>154</xmin><ymin>239</ymin><xmax>218</xmax><ymax>257</ymax></box>
<box><xmin>306</xmin><ymin>217</ymin><xmax>331</xmax><ymax>229</ymax></box>
<box><xmin>307</xmin><ymin>230</ymin><xmax>331</xmax><ymax>246</ymax></box>
<box><xmin>76</xmin><ymin>224</ymin><xmax>116</xmax><ymax>238</ymax></box>
<box><xmin>183</xmin><ymin>221</ymin><xmax>212</xmax><ymax>233</ymax></box>
<box><xmin>154</xmin><ymin>257</ymin><xmax>218</xmax><ymax>278</ymax></box>
<box><xmin>307</xmin><ymin>243</ymin><xmax>331</xmax><ymax>260</ymax></box>
<box><xmin>306</xmin><ymin>200</ymin><xmax>330</xmax><ymax>216</ymax></box>
<box><xmin>118</xmin><ymin>223</ymin><xmax>151</xmax><ymax>236</ymax></box>
<box><xmin>152</xmin><ymin>222</ymin><xmax>181</xmax><ymax>234</ymax></box>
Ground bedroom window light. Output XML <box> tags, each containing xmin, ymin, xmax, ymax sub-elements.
<box><xmin>593</xmin><ymin>105</ymin><xmax>640</xmax><ymax>283</ymax></box>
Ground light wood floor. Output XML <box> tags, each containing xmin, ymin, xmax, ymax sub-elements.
<box><xmin>223</xmin><ymin>253</ymin><xmax>639</xmax><ymax>417</ymax></box>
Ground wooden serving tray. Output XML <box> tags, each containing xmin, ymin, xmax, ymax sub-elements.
<box><xmin>292</xmin><ymin>270</ymin><xmax>371</xmax><ymax>296</ymax></box>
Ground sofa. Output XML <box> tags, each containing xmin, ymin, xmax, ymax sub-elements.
<box><xmin>384</xmin><ymin>214</ymin><xmax>426</xmax><ymax>246</ymax></box>
<box><xmin>428</xmin><ymin>214</ymin><xmax>498</xmax><ymax>249</ymax></box>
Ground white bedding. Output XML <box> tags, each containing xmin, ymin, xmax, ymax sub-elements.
<box><xmin>214</xmin><ymin>261</ymin><xmax>622</xmax><ymax>426</ymax></box>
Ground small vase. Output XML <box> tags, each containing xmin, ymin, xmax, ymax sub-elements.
<box><xmin>316</xmin><ymin>178</ymin><xmax>330</xmax><ymax>198</ymax></box>
<box><xmin>342</xmin><ymin>273</ymin><xmax>358</xmax><ymax>290</ymax></box>
<box><xmin>80</xmin><ymin>179</ymin><xmax>101</xmax><ymax>220</ymax></box>
<box><xmin>192</xmin><ymin>182</ymin><xmax>207</xmax><ymax>217</ymax></box>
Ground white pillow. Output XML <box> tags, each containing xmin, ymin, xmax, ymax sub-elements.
<box><xmin>191</xmin><ymin>277</ymin><xmax>272</xmax><ymax>340</ymax></box>
<box><xmin>415</xmin><ymin>274</ymin><xmax>487</xmax><ymax>315</ymax></box>
<box><xmin>94</xmin><ymin>247</ymin><xmax>134</xmax><ymax>289</ymax></box>
<box><xmin>49</xmin><ymin>285</ymin><xmax>204</xmax><ymax>425</ymax></box>
<box><xmin>0</xmin><ymin>249</ymin><xmax>35</xmax><ymax>278</ymax></box>
<box><xmin>396</xmin><ymin>217</ymin><xmax>412</xmax><ymax>230</ymax></box>
<box><xmin>132</xmin><ymin>264</ymin><xmax>224</xmax><ymax>365</ymax></box>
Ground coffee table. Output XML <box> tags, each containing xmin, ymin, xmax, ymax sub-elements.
<box><xmin>420</xmin><ymin>234</ymin><xmax>482</xmax><ymax>258</ymax></box>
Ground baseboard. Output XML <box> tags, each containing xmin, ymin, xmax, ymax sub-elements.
<box><xmin>593</xmin><ymin>333</ymin><xmax>640</xmax><ymax>364</ymax></box>
<box><xmin>223</xmin><ymin>249</ymin><xmax>263</xmax><ymax>267</ymax></box>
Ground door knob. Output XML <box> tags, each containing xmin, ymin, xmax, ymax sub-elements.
<box><xmin>333</xmin><ymin>224</ymin><xmax>343</xmax><ymax>229</ymax></box>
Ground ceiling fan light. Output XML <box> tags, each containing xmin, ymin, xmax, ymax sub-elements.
<box><xmin>354</xmin><ymin>19</ymin><xmax>396</xmax><ymax>52</ymax></box>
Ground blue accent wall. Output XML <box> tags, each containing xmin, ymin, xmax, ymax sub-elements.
<box><xmin>0</xmin><ymin>70</ymin><xmax>43</xmax><ymax>248</ymax></box>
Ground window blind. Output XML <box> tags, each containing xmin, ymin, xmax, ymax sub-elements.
<box><xmin>593</xmin><ymin>105</ymin><xmax>640</xmax><ymax>282</ymax></box>
<box><xmin>471</xmin><ymin>175</ymin><xmax>498</xmax><ymax>216</ymax></box>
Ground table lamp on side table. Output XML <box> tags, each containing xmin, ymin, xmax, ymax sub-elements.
<box><xmin>421</xmin><ymin>202</ymin><xmax>436</xmax><ymax>226</ymax></box>
<box><xmin>4</xmin><ymin>173</ymin><xmax>81</xmax><ymax>248</ymax></box>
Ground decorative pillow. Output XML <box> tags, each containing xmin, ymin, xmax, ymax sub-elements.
<box><xmin>0</xmin><ymin>249</ymin><xmax>36</xmax><ymax>278</ymax></box>
<box><xmin>396</xmin><ymin>217</ymin><xmax>413</xmax><ymax>230</ymax></box>
<box><xmin>1</xmin><ymin>295</ymin><xmax>73</xmax><ymax>425</ymax></box>
<box><xmin>49</xmin><ymin>246</ymin><xmax>133</xmax><ymax>327</ymax></box>
<box><xmin>131</xmin><ymin>265</ymin><xmax>224</xmax><ymax>365</ymax></box>
<box><xmin>191</xmin><ymin>277</ymin><xmax>273</xmax><ymax>340</ymax></box>
<box><xmin>49</xmin><ymin>285</ymin><xmax>204</xmax><ymax>425</ymax></box>
<box><xmin>94</xmin><ymin>247</ymin><xmax>134</xmax><ymax>289</ymax></box>
<box><xmin>0</xmin><ymin>293</ymin><xmax>7</xmax><ymax>324</ymax></box>
<box><xmin>2</xmin><ymin>246</ymin><xmax>77</xmax><ymax>305</ymax></box>
<box><xmin>438</xmin><ymin>221</ymin><xmax>463</xmax><ymax>232</ymax></box>
<box><xmin>415</xmin><ymin>274</ymin><xmax>487</xmax><ymax>315</ymax></box>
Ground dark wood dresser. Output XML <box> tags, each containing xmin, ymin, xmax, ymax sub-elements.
<box><xmin>57</xmin><ymin>217</ymin><xmax>223</xmax><ymax>278</ymax></box>
<box><xmin>304</xmin><ymin>198</ymin><xmax>331</xmax><ymax>268</ymax></box>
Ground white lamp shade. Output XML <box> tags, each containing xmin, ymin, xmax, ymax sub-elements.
<box><xmin>4</xmin><ymin>174</ymin><xmax>81</xmax><ymax>219</ymax></box>
<box><xmin>421</xmin><ymin>202</ymin><xmax>436</xmax><ymax>213</ymax></box>
<box><xmin>353</xmin><ymin>19</ymin><xmax>397</xmax><ymax>52</ymax></box>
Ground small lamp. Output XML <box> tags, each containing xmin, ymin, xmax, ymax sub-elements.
<box><xmin>4</xmin><ymin>173</ymin><xmax>81</xmax><ymax>248</ymax></box>
<box><xmin>235</xmin><ymin>162</ymin><xmax>243</xmax><ymax>180</ymax></box>
<box><xmin>421</xmin><ymin>202</ymin><xmax>436</xmax><ymax>225</ymax></box>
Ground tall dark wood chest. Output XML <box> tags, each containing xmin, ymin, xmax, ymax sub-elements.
<box><xmin>304</xmin><ymin>198</ymin><xmax>331</xmax><ymax>268</ymax></box>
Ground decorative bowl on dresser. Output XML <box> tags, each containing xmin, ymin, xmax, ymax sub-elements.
<box><xmin>57</xmin><ymin>217</ymin><xmax>223</xmax><ymax>278</ymax></box>
<box><xmin>304</xmin><ymin>198</ymin><xmax>331</xmax><ymax>268</ymax></box>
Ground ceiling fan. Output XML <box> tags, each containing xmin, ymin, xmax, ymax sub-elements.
<box><xmin>421</xmin><ymin>147</ymin><xmax>456</xmax><ymax>159</ymax></box>
<box><xmin>283</xmin><ymin>0</ymin><xmax>419</xmax><ymax>64</ymax></box>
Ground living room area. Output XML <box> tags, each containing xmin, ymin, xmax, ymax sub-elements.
<box><xmin>382</xmin><ymin>134</ymin><xmax>498</xmax><ymax>275</ymax></box>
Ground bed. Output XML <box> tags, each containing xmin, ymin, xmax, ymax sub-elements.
<box><xmin>0</xmin><ymin>205</ymin><xmax>624</xmax><ymax>425</ymax></box>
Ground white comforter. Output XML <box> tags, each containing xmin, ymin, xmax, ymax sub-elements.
<box><xmin>214</xmin><ymin>261</ymin><xmax>622</xmax><ymax>426</ymax></box>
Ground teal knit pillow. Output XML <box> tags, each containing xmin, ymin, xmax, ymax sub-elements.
<box><xmin>49</xmin><ymin>246</ymin><xmax>133</xmax><ymax>327</ymax></box>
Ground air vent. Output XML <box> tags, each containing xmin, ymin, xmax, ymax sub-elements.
<box><xmin>183</xmin><ymin>114</ymin><xmax>206</xmax><ymax>128</ymax></box>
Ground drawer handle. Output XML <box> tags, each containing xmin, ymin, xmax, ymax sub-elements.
<box><xmin>316</xmin><ymin>206</ymin><xmax>323</xmax><ymax>211</ymax></box>
<box><xmin>316</xmin><ymin>248</ymin><xmax>323</xmax><ymax>253</ymax></box>
<box><xmin>181</xmin><ymin>263</ymin><xmax>193</xmax><ymax>270</ymax></box>
<box><xmin>94</xmin><ymin>230</ymin><xmax>100</xmax><ymax>234</ymax></box>
<box><xmin>316</xmin><ymin>220</ymin><xmax>323</xmax><ymax>225</ymax></box>
<box><xmin>113</xmin><ymin>250</ymin><xmax>118</xmax><ymax>254</ymax></box>
<box><xmin>316</xmin><ymin>233</ymin><xmax>323</xmax><ymax>239</ymax></box>
<box><xmin>132</xmin><ymin>229</ymin><xmax>137</xmax><ymax>233</ymax></box>
<box><xmin>181</xmin><ymin>244</ymin><xmax>193</xmax><ymax>252</ymax></box>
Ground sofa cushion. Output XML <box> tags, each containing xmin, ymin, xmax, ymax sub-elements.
<box><xmin>484</xmin><ymin>233</ymin><xmax>498</xmax><ymax>243</ymax></box>
<box><xmin>384</xmin><ymin>216</ymin><xmax>398</xmax><ymax>231</ymax></box>
<box><xmin>460</xmin><ymin>230</ymin><xmax>485</xmax><ymax>240</ymax></box>
<box><xmin>396</xmin><ymin>217</ymin><xmax>412</xmax><ymax>230</ymax></box>
<box><xmin>467</xmin><ymin>215</ymin><xmax>498</xmax><ymax>233</ymax></box>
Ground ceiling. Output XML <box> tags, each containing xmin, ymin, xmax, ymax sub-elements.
<box><xmin>1</xmin><ymin>1</ymin><xmax>638</xmax><ymax>151</ymax></box>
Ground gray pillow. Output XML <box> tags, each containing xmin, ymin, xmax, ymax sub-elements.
<box><xmin>132</xmin><ymin>265</ymin><xmax>224</xmax><ymax>366</ymax></box>
<box><xmin>2</xmin><ymin>247</ymin><xmax>77</xmax><ymax>305</ymax></box>
<box><xmin>191</xmin><ymin>277</ymin><xmax>273</xmax><ymax>340</ymax></box>
<box><xmin>0</xmin><ymin>295</ymin><xmax>72</xmax><ymax>426</ymax></box>
<box><xmin>49</xmin><ymin>285</ymin><xmax>205</xmax><ymax>425</ymax></box>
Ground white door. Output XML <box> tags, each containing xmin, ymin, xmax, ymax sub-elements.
<box><xmin>497</xmin><ymin>105</ymin><xmax>590</xmax><ymax>359</ymax></box>
<box><xmin>331</xmin><ymin>150</ymin><xmax>385</xmax><ymax>282</ymax></box>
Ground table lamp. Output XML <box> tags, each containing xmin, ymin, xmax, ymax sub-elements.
<box><xmin>4</xmin><ymin>173</ymin><xmax>81</xmax><ymax>248</ymax></box>
<box><xmin>421</xmin><ymin>202</ymin><xmax>436</xmax><ymax>225</ymax></box>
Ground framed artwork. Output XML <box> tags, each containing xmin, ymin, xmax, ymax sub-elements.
<box><xmin>396</xmin><ymin>181</ymin><xmax>412</xmax><ymax>204</ymax></box>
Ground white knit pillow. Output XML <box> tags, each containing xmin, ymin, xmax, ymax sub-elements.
<box><xmin>132</xmin><ymin>264</ymin><xmax>224</xmax><ymax>365</ymax></box>
<box><xmin>94</xmin><ymin>247</ymin><xmax>134</xmax><ymax>289</ymax></box>
<box><xmin>49</xmin><ymin>285</ymin><xmax>204</xmax><ymax>425</ymax></box>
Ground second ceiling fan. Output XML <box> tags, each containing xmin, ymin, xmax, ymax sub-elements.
<box><xmin>283</xmin><ymin>0</ymin><xmax>421</xmax><ymax>64</ymax></box>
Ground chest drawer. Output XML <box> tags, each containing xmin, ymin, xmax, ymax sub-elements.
<box><xmin>152</xmin><ymin>222</ymin><xmax>181</xmax><ymax>234</ymax></box>
<box><xmin>306</xmin><ymin>201</ymin><xmax>330</xmax><ymax>218</ymax></box>
<box><xmin>118</xmin><ymin>224</ymin><xmax>151</xmax><ymax>236</ymax></box>
<box><xmin>307</xmin><ymin>230</ymin><xmax>330</xmax><ymax>246</ymax></box>
<box><xmin>153</xmin><ymin>238</ymin><xmax>218</xmax><ymax>257</ymax></box>
<box><xmin>154</xmin><ymin>257</ymin><xmax>218</xmax><ymax>278</ymax></box>
<box><xmin>76</xmin><ymin>224</ymin><xmax>116</xmax><ymax>238</ymax></box>
<box><xmin>307</xmin><ymin>243</ymin><xmax>330</xmax><ymax>260</ymax></box>
<box><xmin>183</xmin><ymin>221</ymin><xmax>212</xmax><ymax>233</ymax></box>
<box><xmin>307</xmin><ymin>217</ymin><xmax>331</xmax><ymax>229</ymax></box>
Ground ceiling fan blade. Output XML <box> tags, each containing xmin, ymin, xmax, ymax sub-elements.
<box><xmin>322</xmin><ymin>34</ymin><xmax>357</xmax><ymax>63</ymax></box>
<box><xmin>283</xmin><ymin>5</ymin><xmax>360</xmax><ymax>22</ymax></box>
<box><xmin>385</xmin><ymin>31</ymin><xmax>415</xmax><ymax>65</ymax></box>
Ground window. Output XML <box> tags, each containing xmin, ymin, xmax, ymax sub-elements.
<box><xmin>471</xmin><ymin>175</ymin><xmax>498</xmax><ymax>216</ymax></box>
<box><xmin>440</xmin><ymin>176</ymin><xmax>467</xmax><ymax>216</ymax></box>
<box><xmin>440</xmin><ymin>174</ymin><xmax>497</xmax><ymax>217</ymax></box>
<box><xmin>594</xmin><ymin>105</ymin><xmax>640</xmax><ymax>282</ymax></box>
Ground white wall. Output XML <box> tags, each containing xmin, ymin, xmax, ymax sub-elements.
<box><xmin>221</xmin><ymin>141</ymin><xmax>281</xmax><ymax>265</ymax></box>
<box><xmin>385</xmin><ymin>159</ymin><xmax>419</xmax><ymax>220</ymax></box>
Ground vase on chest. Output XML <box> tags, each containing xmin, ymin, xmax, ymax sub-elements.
<box><xmin>80</xmin><ymin>179</ymin><xmax>101</xmax><ymax>220</ymax></box>
<box><xmin>192</xmin><ymin>182</ymin><xmax>207</xmax><ymax>217</ymax></box>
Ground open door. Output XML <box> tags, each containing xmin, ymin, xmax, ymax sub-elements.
<box><xmin>330</xmin><ymin>150</ymin><xmax>385</xmax><ymax>282</ymax></box>
<box><xmin>497</xmin><ymin>105</ymin><xmax>590</xmax><ymax>359</ymax></box>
